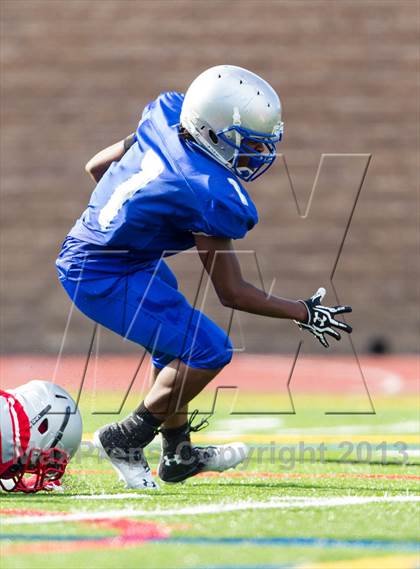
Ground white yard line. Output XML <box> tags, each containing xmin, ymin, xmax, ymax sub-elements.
<box><xmin>387</xmin><ymin>450</ymin><xmax>420</xmax><ymax>457</ymax></box>
<box><xmin>3</xmin><ymin>495</ymin><xmax>419</xmax><ymax>525</ymax></box>
<box><xmin>68</xmin><ymin>493</ymin><xmax>153</xmax><ymax>500</ymax></box>
<box><xmin>212</xmin><ymin>419</ymin><xmax>420</xmax><ymax>436</ymax></box>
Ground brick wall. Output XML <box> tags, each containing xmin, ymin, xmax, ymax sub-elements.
<box><xmin>1</xmin><ymin>0</ymin><xmax>418</xmax><ymax>354</ymax></box>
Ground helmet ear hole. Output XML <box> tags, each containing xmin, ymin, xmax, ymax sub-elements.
<box><xmin>38</xmin><ymin>418</ymin><xmax>48</xmax><ymax>434</ymax></box>
<box><xmin>209</xmin><ymin>130</ymin><xmax>218</xmax><ymax>144</ymax></box>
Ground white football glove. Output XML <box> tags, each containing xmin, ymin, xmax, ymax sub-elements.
<box><xmin>294</xmin><ymin>287</ymin><xmax>352</xmax><ymax>348</ymax></box>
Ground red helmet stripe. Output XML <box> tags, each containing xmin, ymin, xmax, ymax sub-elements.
<box><xmin>8</xmin><ymin>393</ymin><xmax>31</xmax><ymax>456</ymax></box>
<box><xmin>0</xmin><ymin>391</ymin><xmax>30</xmax><ymax>468</ymax></box>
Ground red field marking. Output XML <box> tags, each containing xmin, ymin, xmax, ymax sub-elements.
<box><xmin>0</xmin><ymin>508</ymin><xmax>65</xmax><ymax>516</ymax></box>
<box><xmin>64</xmin><ymin>469</ymin><xmax>420</xmax><ymax>482</ymax></box>
<box><xmin>1</xmin><ymin>517</ymin><xmax>171</xmax><ymax>556</ymax></box>
<box><xmin>67</xmin><ymin>468</ymin><xmax>114</xmax><ymax>475</ymax></box>
<box><xmin>92</xmin><ymin>518</ymin><xmax>170</xmax><ymax>541</ymax></box>
<box><xmin>1</xmin><ymin>354</ymin><xmax>418</xmax><ymax>394</ymax></box>
<box><xmin>2</xmin><ymin>540</ymin><xmax>111</xmax><ymax>556</ymax></box>
<box><xmin>17</xmin><ymin>468</ymin><xmax>420</xmax><ymax>489</ymax></box>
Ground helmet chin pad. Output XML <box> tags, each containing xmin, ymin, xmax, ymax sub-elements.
<box><xmin>0</xmin><ymin>448</ymin><xmax>68</xmax><ymax>493</ymax></box>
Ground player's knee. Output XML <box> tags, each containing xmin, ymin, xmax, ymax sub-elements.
<box><xmin>188</xmin><ymin>334</ymin><xmax>233</xmax><ymax>370</ymax></box>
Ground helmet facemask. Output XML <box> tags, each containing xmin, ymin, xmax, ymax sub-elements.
<box><xmin>218</xmin><ymin>125</ymin><xmax>283</xmax><ymax>182</ymax></box>
<box><xmin>181</xmin><ymin>120</ymin><xmax>283</xmax><ymax>182</ymax></box>
<box><xmin>0</xmin><ymin>447</ymin><xmax>68</xmax><ymax>493</ymax></box>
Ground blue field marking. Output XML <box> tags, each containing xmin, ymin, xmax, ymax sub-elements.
<box><xmin>2</xmin><ymin>533</ymin><xmax>419</xmax><ymax>552</ymax></box>
<box><xmin>158</xmin><ymin>536</ymin><xmax>420</xmax><ymax>551</ymax></box>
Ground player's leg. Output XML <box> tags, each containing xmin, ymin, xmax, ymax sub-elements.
<box><xmin>146</xmin><ymin>266</ymin><xmax>189</xmax><ymax>430</ymax></box>
<box><xmin>147</xmin><ymin>295</ymin><xmax>242</xmax><ymax>481</ymax></box>
<box><xmin>59</xmin><ymin>258</ymin><xmax>227</xmax><ymax>417</ymax></box>
<box><xmin>103</xmin><ymin>290</ymin><xmax>246</xmax><ymax>485</ymax></box>
<box><xmin>141</xmin><ymin>267</ymin><xmax>248</xmax><ymax>482</ymax></box>
<box><xmin>150</xmin><ymin>364</ymin><xmax>188</xmax><ymax>428</ymax></box>
<box><xmin>94</xmin><ymin>363</ymin><xmax>225</xmax><ymax>489</ymax></box>
<box><xmin>60</xmin><ymin>260</ymin><xmax>240</xmax><ymax>487</ymax></box>
<box><xmin>149</xmin><ymin>360</ymin><xmax>247</xmax><ymax>483</ymax></box>
<box><xmin>148</xmin><ymin>316</ymin><xmax>247</xmax><ymax>482</ymax></box>
<box><xmin>98</xmin><ymin>266</ymin><xmax>247</xmax><ymax>484</ymax></box>
<box><xmin>145</xmin><ymin>360</ymin><xmax>220</xmax><ymax>419</ymax></box>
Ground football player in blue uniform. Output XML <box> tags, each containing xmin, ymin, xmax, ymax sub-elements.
<box><xmin>56</xmin><ymin>65</ymin><xmax>352</xmax><ymax>489</ymax></box>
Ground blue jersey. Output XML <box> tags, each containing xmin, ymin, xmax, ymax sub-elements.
<box><xmin>59</xmin><ymin>92</ymin><xmax>258</xmax><ymax>272</ymax></box>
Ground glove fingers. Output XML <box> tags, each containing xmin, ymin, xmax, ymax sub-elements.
<box><xmin>331</xmin><ymin>319</ymin><xmax>353</xmax><ymax>333</ymax></box>
<box><xmin>302</xmin><ymin>324</ymin><xmax>329</xmax><ymax>348</ymax></box>
<box><xmin>317</xmin><ymin>333</ymin><xmax>329</xmax><ymax>348</ymax></box>
<box><xmin>324</xmin><ymin>327</ymin><xmax>341</xmax><ymax>341</ymax></box>
<box><xmin>312</xmin><ymin>287</ymin><xmax>326</xmax><ymax>304</ymax></box>
<box><xmin>332</xmin><ymin>305</ymin><xmax>352</xmax><ymax>315</ymax></box>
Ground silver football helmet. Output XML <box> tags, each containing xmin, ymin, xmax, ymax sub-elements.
<box><xmin>180</xmin><ymin>65</ymin><xmax>284</xmax><ymax>181</ymax></box>
<box><xmin>4</xmin><ymin>380</ymin><xmax>82</xmax><ymax>492</ymax></box>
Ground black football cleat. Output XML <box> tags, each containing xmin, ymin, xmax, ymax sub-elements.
<box><xmin>93</xmin><ymin>420</ymin><xmax>159</xmax><ymax>490</ymax></box>
<box><xmin>158</xmin><ymin>442</ymin><xmax>249</xmax><ymax>483</ymax></box>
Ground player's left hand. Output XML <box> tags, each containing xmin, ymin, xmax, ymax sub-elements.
<box><xmin>294</xmin><ymin>287</ymin><xmax>352</xmax><ymax>348</ymax></box>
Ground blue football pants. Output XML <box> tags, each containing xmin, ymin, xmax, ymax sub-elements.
<box><xmin>57</xmin><ymin>259</ymin><xmax>233</xmax><ymax>370</ymax></box>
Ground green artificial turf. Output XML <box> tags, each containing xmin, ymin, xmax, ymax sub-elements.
<box><xmin>1</xmin><ymin>392</ymin><xmax>419</xmax><ymax>569</ymax></box>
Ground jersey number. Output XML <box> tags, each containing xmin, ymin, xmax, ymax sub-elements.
<box><xmin>227</xmin><ymin>177</ymin><xmax>248</xmax><ymax>206</ymax></box>
<box><xmin>98</xmin><ymin>149</ymin><xmax>164</xmax><ymax>230</ymax></box>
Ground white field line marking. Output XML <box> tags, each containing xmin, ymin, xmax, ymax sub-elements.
<box><xmin>387</xmin><ymin>450</ymin><xmax>420</xmax><ymax>458</ymax></box>
<box><xmin>216</xmin><ymin>417</ymin><xmax>285</xmax><ymax>433</ymax></box>
<box><xmin>65</xmin><ymin>495</ymin><xmax>308</xmax><ymax>503</ymax></box>
<box><xmin>67</xmin><ymin>493</ymin><xmax>153</xmax><ymax>500</ymax></box>
<box><xmin>3</xmin><ymin>495</ymin><xmax>419</xmax><ymax>526</ymax></box>
<box><xmin>213</xmin><ymin>419</ymin><xmax>420</xmax><ymax>436</ymax></box>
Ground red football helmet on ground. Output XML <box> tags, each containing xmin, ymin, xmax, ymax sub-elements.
<box><xmin>0</xmin><ymin>381</ymin><xmax>82</xmax><ymax>493</ymax></box>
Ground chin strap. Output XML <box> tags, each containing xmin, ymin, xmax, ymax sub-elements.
<box><xmin>49</xmin><ymin>406</ymin><xmax>71</xmax><ymax>448</ymax></box>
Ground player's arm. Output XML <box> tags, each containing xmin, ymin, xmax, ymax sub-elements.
<box><xmin>194</xmin><ymin>234</ymin><xmax>307</xmax><ymax>321</ymax></box>
<box><xmin>85</xmin><ymin>133</ymin><xmax>136</xmax><ymax>183</ymax></box>
<box><xmin>194</xmin><ymin>235</ymin><xmax>352</xmax><ymax>347</ymax></box>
